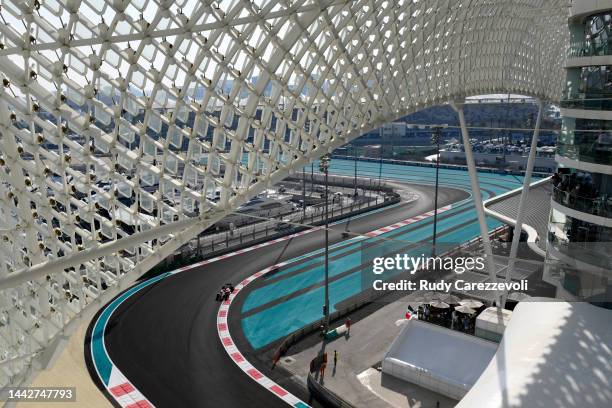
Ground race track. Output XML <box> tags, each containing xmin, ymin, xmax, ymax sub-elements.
<box><xmin>90</xmin><ymin>181</ymin><xmax>464</xmax><ymax>407</ymax></box>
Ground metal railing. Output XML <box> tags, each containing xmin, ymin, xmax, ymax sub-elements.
<box><xmin>568</xmin><ymin>40</ymin><xmax>612</xmax><ymax>58</ymax></box>
<box><xmin>307</xmin><ymin>366</ymin><xmax>356</xmax><ymax>408</ymax></box>
<box><xmin>289</xmin><ymin>171</ymin><xmax>394</xmax><ymax>194</ymax></box>
<box><xmin>556</xmin><ymin>140</ymin><xmax>612</xmax><ymax>166</ymax></box>
<box><xmin>552</xmin><ymin>185</ymin><xmax>612</xmax><ymax>218</ymax></box>
<box><xmin>150</xmin><ymin>193</ymin><xmax>400</xmax><ymax>275</ymax></box>
<box><xmin>330</xmin><ymin>155</ymin><xmax>552</xmax><ymax>178</ymax></box>
<box><xmin>560</xmin><ymin>92</ymin><xmax>612</xmax><ymax>111</ymax></box>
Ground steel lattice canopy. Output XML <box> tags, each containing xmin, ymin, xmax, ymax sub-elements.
<box><xmin>0</xmin><ymin>0</ymin><xmax>567</xmax><ymax>387</ymax></box>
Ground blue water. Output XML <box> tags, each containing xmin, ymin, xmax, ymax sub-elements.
<box><xmin>241</xmin><ymin>160</ymin><xmax>535</xmax><ymax>349</ymax></box>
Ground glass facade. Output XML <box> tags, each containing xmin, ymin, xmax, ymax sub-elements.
<box><xmin>569</xmin><ymin>11</ymin><xmax>612</xmax><ymax>57</ymax></box>
<box><xmin>549</xmin><ymin>208</ymin><xmax>612</xmax><ymax>244</ymax></box>
<box><xmin>558</xmin><ymin>117</ymin><xmax>612</xmax><ymax>165</ymax></box>
<box><xmin>548</xmin><ymin>188</ymin><xmax>612</xmax><ymax>302</ymax></box>
<box><xmin>579</xmin><ymin>65</ymin><xmax>612</xmax><ymax>93</ymax></box>
<box><xmin>561</xmin><ymin>66</ymin><xmax>612</xmax><ymax>110</ymax></box>
<box><xmin>552</xmin><ymin>168</ymin><xmax>612</xmax><ymax>217</ymax></box>
<box><xmin>549</xmin><ymin>10</ymin><xmax>612</xmax><ymax>306</ymax></box>
<box><xmin>547</xmin><ymin>258</ymin><xmax>612</xmax><ymax>301</ymax></box>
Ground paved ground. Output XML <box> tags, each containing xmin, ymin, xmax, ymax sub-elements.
<box><xmin>358</xmin><ymin>369</ymin><xmax>456</xmax><ymax>408</ymax></box>
<box><xmin>98</xmin><ymin>182</ymin><xmax>464</xmax><ymax>408</ymax></box>
<box><xmin>15</xmin><ymin>319</ymin><xmax>112</xmax><ymax>408</ymax></box>
<box><xmin>281</xmin><ymin>292</ymin><xmax>456</xmax><ymax>408</ymax></box>
<box><xmin>276</xmin><ymin>246</ymin><xmax>552</xmax><ymax>408</ymax></box>
<box><xmin>238</xmin><ymin>162</ymin><xmax>530</xmax><ymax>350</ymax></box>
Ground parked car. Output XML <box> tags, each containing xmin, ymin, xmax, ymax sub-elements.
<box><xmin>274</xmin><ymin>219</ymin><xmax>293</xmax><ymax>232</ymax></box>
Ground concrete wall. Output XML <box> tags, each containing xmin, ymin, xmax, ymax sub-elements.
<box><xmin>441</xmin><ymin>151</ymin><xmax>556</xmax><ymax>172</ymax></box>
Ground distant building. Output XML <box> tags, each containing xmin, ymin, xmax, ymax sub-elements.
<box><xmin>379</xmin><ymin>123</ymin><xmax>405</xmax><ymax>155</ymax></box>
<box><xmin>352</xmin><ymin>101</ymin><xmax>561</xmax><ymax>149</ymax></box>
<box><xmin>362</xmin><ymin>145</ymin><xmax>382</xmax><ymax>158</ymax></box>
<box><xmin>380</xmin><ymin>123</ymin><xmax>406</xmax><ymax>139</ymax></box>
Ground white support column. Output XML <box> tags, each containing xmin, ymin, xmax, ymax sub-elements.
<box><xmin>452</xmin><ymin>101</ymin><xmax>501</xmax><ymax>305</ymax></box>
<box><xmin>502</xmin><ymin>99</ymin><xmax>544</xmax><ymax>307</ymax></box>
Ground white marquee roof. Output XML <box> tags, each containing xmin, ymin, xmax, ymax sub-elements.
<box><xmin>458</xmin><ymin>301</ymin><xmax>612</xmax><ymax>408</ymax></box>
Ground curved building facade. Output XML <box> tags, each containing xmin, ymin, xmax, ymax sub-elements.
<box><xmin>548</xmin><ymin>2</ymin><xmax>612</xmax><ymax>305</ymax></box>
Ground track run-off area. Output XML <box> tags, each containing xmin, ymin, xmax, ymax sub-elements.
<box><xmin>239</xmin><ymin>159</ymin><xmax>532</xmax><ymax>349</ymax></box>
<box><xmin>88</xmin><ymin>159</ymin><xmax>532</xmax><ymax>407</ymax></box>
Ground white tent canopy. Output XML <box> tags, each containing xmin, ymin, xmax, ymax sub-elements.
<box><xmin>458</xmin><ymin>301</ymin><xmax>612</xmax><ymax>408</ymax></box>
<box><xmin>383</xmin><ymin>320</ymin><xmax>498</xmax><ymax>400</ymax></box>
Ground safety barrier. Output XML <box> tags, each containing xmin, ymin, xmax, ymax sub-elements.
<box><xmin>331</xmin><ymin>155</ymin><xmax>551</xmax><ymax>179</ymax></box>
<box><xmin>306</xmin><ymin>366</ymin><xmax>356</xmax><ymax>408</ymax></box>
<box><xmin>147</xmin><ymin>194</ymin><xmax>401</xmax><ymax>280</ymax></box>
<box><xmin>289</xmin><ymin>172</ymin><xmax>394</xmax><ymax>194</ymax></box>
<box><xmin>272</xmin><ymin>300</ymin><xmax>369</xmax><ymax>368</ymax></box>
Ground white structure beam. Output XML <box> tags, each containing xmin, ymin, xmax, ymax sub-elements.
<box><xmin>501</xmin><ymin>99</ymin><xmax>544</xmax><ymax>307</ymax></box>
<box><xmin>452</xmin><ymin>101</ymin><xmax>501</xmax><ymax>305</ymax></box>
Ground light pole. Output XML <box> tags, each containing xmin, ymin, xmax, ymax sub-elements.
<box><xmin>378</xmin><ymin>142</ymin><xmax>383</xmax><ymax>189</ymax></box>
<box><xmin>430</xmin><ymin>125</ymin><xmax>447</xmax><ymax>257</ymax></box>
<box><xmin>302</xmin><ymin>166</ymin><xmax>306</xmax><ymax>222</ymax></box>
<box><xmin>311</xmin><ymin>162</ymin><xmax>314</xmax><ymax>192</ymax></box>
<box><xmin>378</xmin><ymin>126</ymin><xmax>385</xmax><ymax>189</ymax></box>
<box><xmin>353</xmin><ymin>144</ymin><xmax>358</xmax><ymax>197</ymax></box>
<box><xmin>320</xmin><ymin>154</ymin><xmax>331</xmax><ymax>331</ymax></box>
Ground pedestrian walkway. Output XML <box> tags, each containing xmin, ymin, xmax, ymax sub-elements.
<box><xmin>282</xmin><ymin>292</ymin><xmax>456</xmax><ymax>408</ymax></box>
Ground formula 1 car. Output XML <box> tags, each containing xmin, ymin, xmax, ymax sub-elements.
<box><xmin>215</xmin><ymin>283</ymin><xmax>235</xmax><ymax>301</ymax></box>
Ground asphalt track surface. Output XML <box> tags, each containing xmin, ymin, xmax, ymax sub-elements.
<box><xmin>97</xmin><ymin>182</ymin><xmax>466</xmax><ymax>408</ymax></box>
